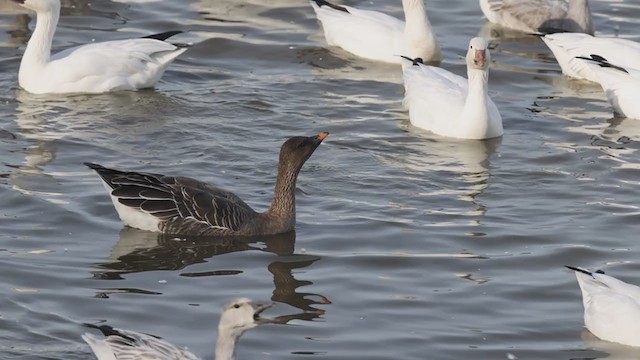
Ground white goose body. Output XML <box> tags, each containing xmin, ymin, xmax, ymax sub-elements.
<box><xmin>541</xmin><ymin>33</ymin><xmax>640</xmax><ymax>82</ymax></box>
<box><xmin>567</xmin><ymin>266</ymin><xmax>640</xmax><ymax>347</ymax></box>
<box><xmin>309</xmin><ymin>0</ymin><xmax>441</xmax><ymax>64</ymax></box>
<box><xmin>402</xmin><ymin>37</ymin><xmax>502</xmax><ymax>140</ymax></box>
<box><xmin>480</xmin><ymin>0</ymin><xmax>593</xmax><ymax>34</ymax></box>
<box><xmin>83</xmin><ymin>298</ymin><xmax>272</xmax><ymax>360</ymax></box>
<box><xmin>579</xmin><ymin>55</ymin><xmax>640</xmax><ymax>120</ymax></box>
<box><xmin>13</xmin><ymin>0</ymin><xmax>187</xmax><ymax>94</ymax></box>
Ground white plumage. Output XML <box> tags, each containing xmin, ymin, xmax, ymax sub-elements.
<box><xmin>309</xmin><ymin>0</ymin><xmax>441</xmax><ymax>64</ymax></box>
<box><xmin>83</xmin><ymin>298</ymin><xmax>273</xmax><ymax>360</ymax></box>
<box><xmin>479</xmin><ymin>0</ymin><xmax>593</xmax><ymax>34</ymax></box>
<box><xmin>567</xmin><ymin>266</ymin><xmax>640</xmax><ymax>347</ymax></box>
<box><xmin>402</xmin><ymin>37</ymin><xmax>503</xmax><ymax>140</ymax></box>
<box><xmin>541</xmin><ymin>33</ymin><xmax>640</xmax><ymax>82</ymax></box>
<box><xmin>13</xmin><ymin>0</ymin><xmax>187</xmax><ymax>94</ymax></box>
<box><xmin>578</xmin><ymin>55</ymin><xmax>640</xmax><ymax>120</ymax></box>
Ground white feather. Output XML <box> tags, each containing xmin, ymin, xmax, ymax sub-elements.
<box><xmin>16</xmin><ymin>0</ymin><xmax>187</xmax><ymax>94</ymax></box>
<box><xmin>570</xmin><ymin>267</ymin><xmax>640</xmax><ymax>347</ymax></box>
<box><xmin>541</xmin><ymin>33</ymin><xmax>640</xmax><ymax>82</ymax></box>
<box><xmin>309</xmin><ymin>0</ymin><xmax>441</xmax><ymax>64</ymax></box>
<box><xmin>402</xmin><ymin>38</ymin><xmax>503</xmax><ymax>140</ymax></box>
<box><xmin>97</xmin><ymin>178</ymin><xmax>161</xmax><ymax>232</ymax></box>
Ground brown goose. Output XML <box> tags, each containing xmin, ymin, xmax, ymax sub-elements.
<box><xmin>85</xmin><ymin>132</ymin><xmax>328</xmax><ymax>236</ymax></box>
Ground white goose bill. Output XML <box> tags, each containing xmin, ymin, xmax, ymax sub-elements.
<box><xmin>474</xmin><ymin>49</ymin><xmax>486</xmax><ymax>67</ymax></box>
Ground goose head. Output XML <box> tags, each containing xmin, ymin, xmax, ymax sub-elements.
<box><xmin>466</xmin><ymin>37</ymin><xmax>490</xmax><ymax>71</ymax></box>
<box><xmin>278</xmin><ymin>132</ymin><xmax>329</xmax><ymax>174</ymax></box>
<box><xmin>11</xmin><ymin>0</ymin><xmax>60</xmax><ymax>13</ymax></box>
<box><xmin>218</xmin><ymin>298</ymin><xmax>273</xmax><ymax>332</ymax></box>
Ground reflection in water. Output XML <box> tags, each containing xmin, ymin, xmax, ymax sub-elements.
<box><xmin>10</xmin><ymin>90</ymin><xmax>177</xmax><ymax>199</ymax></box>
<box><xmin>93</xmin><ymin>229</ymin><xmax>329</xmax><ymax>321</ymax></box>
<box><xmin>386</xmin><ymin>134</ymin><xmax>501</xmax><ymax>221</ymax></box>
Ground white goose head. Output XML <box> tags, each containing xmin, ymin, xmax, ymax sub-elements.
<box><xmin>11</xmin><ymin>0</ymin><xmax>60</xmax><ymax>13</ymax></box>
<box><xmin>466</xmin><ymin>37</ymin><xmax>490</xmax><ymax>71</ymax></box>
<box><xmin>218</xmin><ymin>297</ymin><xmax>273</xmax><ymax>333</ymax></box>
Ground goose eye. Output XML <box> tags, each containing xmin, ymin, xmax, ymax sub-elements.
<box><xmin>233</xmin><ymin>304</ymin><xmax>240</xmax><ymax>309</ymax></box>
<box><xmin>470</xmin><ymin>46</ymin><xmax>473</xmax><ymax>49</ymax></box>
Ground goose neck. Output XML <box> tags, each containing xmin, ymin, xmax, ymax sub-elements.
<box><xmin>467</xmin><ymin>68</ymin><xmax>489</xmax><ymax>96</ymax></box>
<box><xmin>569</xmin><ymin>0</ymin><xmax>593</xmax><ymax>34</ymax></box>
<box><xmin>402</xmin><ymin>0</ymin><xmax>440</xmax><ymax>60</ymax></box>
<box><xmin>21</xmin><ymin>6</ymin><xmax>59</xmax><ymax>71</ymax></box>
<box><xmin>215</xmin><ymin>328</ymin><xmax>245</xmax><ymax>360</ymax></box>
<box><xmin>265</xmin><ymin>161</ymin><xmax>299</xmax><ymax>230</ymax></box>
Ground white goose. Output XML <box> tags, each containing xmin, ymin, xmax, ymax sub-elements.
<box><xmin>479</xmin><ymin>0</ymin><xmax>593</xmax><ymax>34</ymax></box>
<box><xmin>83</xmin><ymin>298</ymin><xmax>273</xmax><ymax>360</ymax></box>
<box><xmin>566</xmin><ymin>266</ymin><xmax>640</xmax><ymax>347</ymax></box>
<box><xmin>309</xmin><ymin>0</ymin><xmax>441</xmax><ymax>64</ymax></box>
<box><xmin>402</xmin><ymin>37</ymin><xmax>503</xmax><ymax>140</ymax></box>
<box><xmin>577</xmin><ymin>55</ymin><xmax>640</xmax><ymax>120</ymax></box>
<box><xmin>11</xmin><ymin>0</ymin><xmax>188</xmax><ymax>94</ymax></box>
<box><xmin>541</xmin><ymin>33</ymin><xmax>640</xmax><ymax>82</ymax></box>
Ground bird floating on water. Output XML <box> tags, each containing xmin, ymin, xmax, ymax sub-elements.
<box><xmin>402</xmin><ymin>37</ymin><xmax>502</xmax><ymax>140</ymax></box>
<box><xmin>12</xmin><ymin>0</ymin><xmax>188</xmax><ymax>94</ymax></box>
<box><xmin>479</xmin><ymin>0</ymin><xmax>593</xmax><ymax>34</ymax></box>
<box><xmin>541</xmin><ymin>33</ymin><xmax>640</xmax><ymax>82</ymax></box>
<box><xmin>566</xmin><ymin>266</ymin><xmax>640</xmax><ymax>347</ymax></box>
<box><xmin>83</xmin><ymin>298</ymin><xmax>273</xmax><ymax>360</ymax></box>
<box><xmin>576</xmin><ymin>55</ymin><xmax>640</xmax><ymax>120</ymax></box>
<box><xmin>85</xmin><ymin>132</ymin><xmax>329</xmax><ymax>236</ymax></box>
<box><xmin>309</xmin><ymin>0</ymin><xmax>441</xmax><ymax>64</ymax></box>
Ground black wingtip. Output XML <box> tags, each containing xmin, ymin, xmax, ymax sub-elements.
<box><xmin>577</xmin><ymin>54</ymin><xmax>629</xmax><ymax>74</ymax></box>
<box><xmin>83</xmin><ymin>324</ymin><xmax>136</xmax><ymax>342</ymax></box>
<box><xmin>400</xmin><ymin>55</ymin><xmax>423</xmax><ymax>66</ymax></box>
<box><xmin>312</xmin><ymin>0</ymin><xmax>349</xmax><ymax>13</ymax></box>
<box><xmin>143</xmin><ymin>30</ymin><xmax>183</xmax><ymax>42</ymax></box>
<box><xmin>84</xmin><ymin>162</ymin><xmax>104</xmax><ymax>170</ymax></box>
<box><xmin>565</xmin><ymin>266</ymin><xmax>605</xmax><ymax>276</ymax></box>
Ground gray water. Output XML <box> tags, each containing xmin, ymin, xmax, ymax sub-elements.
<box><xmin>1</xmin><ymin>0</ymin><xmax>640</xmax><ymax>359</ymax></box>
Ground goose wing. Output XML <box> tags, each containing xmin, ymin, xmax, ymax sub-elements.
<box><xmin>82</xmin><ymin>325</ymin><xmax>200</xmax><ymax>360</ymax></box>
<box><xmin>86</xmin><ymin>163</ymin><xmax>257</xmax><ymax>232</ymax></box>
<box><xmin>487</xmin><ymin>0</ymin><xmax>567</xmax><ymax>30</ymax></box>
<box><xmin>46</xmin><ymin>38</ymin><xmax>186</xmax><ymax>92</ymax></box>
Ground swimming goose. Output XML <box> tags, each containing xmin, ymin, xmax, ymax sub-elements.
<box><xmin>83</xmin><ymin>298</ymin><xmax>273</xmax><ymax>360</ymax></box>
<box><xmin>402</xmin><ymin>37</ymin><xmax>502</xmax><ymax>140</ymax></box>
<box><xmin>541</xmin><ymin>33</ymin><xmax>640</xmax><ymax>82</ymax></box>
<box><xmin>479</xmin><ymin>0</ymin><xmax>593</xmax><ymax>34</ymax></box>
<box><xmin>12</xmin><ymin>0</ymin><xmax>188</xmax><ymax>94</ymax></box>
<box><xmin>85</xmin><ymin>132</ymin><xmax>328</xmax><ymax>236</ymax></box>
<box><xmin>566</xmin><ymin>266</ymin><xmax>640</xmax><ymax>347</ymax></box>
<box><xmin>577</xmin><ymin>55</ymin><xmax>640</xmax><ymax>120</ymax></box>
<box><xmin>309</xmin><ymin>0</ymin><xmax>441</xmax><ymax>64</ymax></box>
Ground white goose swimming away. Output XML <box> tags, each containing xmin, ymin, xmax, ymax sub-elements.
<box><xmin>402</xmin><ymin>37</ymin><xmax>502</xmax><ymax>140</ymax></box>
<box><xmin>479</xmin><ymin>0</ymin><xmax>593</xmax><ymax>34</ymax></box>
<box><xmin>577</xmin><ymin>55</ymin><xmax>640</xmax><ymax>120</ymax></box>
<box><xmin>541</xmin><ymin>33</ymin><xmax>640</xmax><ymax>82</ymax></box>
<box><xmin>309</xmin><ymin>0</ymin><xmax>441</xmax><ymax>64</ymax></box>
<box><xmin>566</xmin><ymin>266</ymin><xmax>640</xmax><ymax>347</ymax></box>
<box><xmin>12</xmin><ymin>0</ymin><xmax>188</xmax><ymax>94</ymax></box>
<box><xmin>83</xmin><ymin>298</ymin><xmax>273</xmax><ymax>360</ymax></box>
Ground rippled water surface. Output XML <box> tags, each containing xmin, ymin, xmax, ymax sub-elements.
<box><xmin>2</xmin><ymin>0</ymin><xmax>640</xmax><ymax>359</ymax></box>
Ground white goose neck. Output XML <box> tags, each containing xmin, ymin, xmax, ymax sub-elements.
<box><xmin>20</xmin><ymin>6</ymin><xmax>59</xmax><ymax>81</ymax></box>
<box><xmin>460</xmin><ymin>68</ymin><xmax>491</xmax><ymax>130</ymax></box>
<box><xmin>467</xmin><ymin>68</ymin><xmax>489</xmax><ymax>97</ymax></box>
<box><xmin>215</xmin><ymin>327</ymin><xmax>246</xmax><ymax>360</ymax></box>
<box><xmin>567</xmin><ymin>0</ymin><xmax>593</xmax><ymax>34</ymax></box>
<box><xmin>402</xmin><ymin>0</ymin><xmax>440</xmax><ymax>61</ymax></box>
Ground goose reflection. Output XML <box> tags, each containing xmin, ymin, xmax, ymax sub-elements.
<box><xmin>9</xmin><ymin>90</ymin><xmax>176</xmax><ymax>198</ymax></box>
<box><xmin>385</xmin><ymin>133</ymin><xmax>500</xmax><ymax>220</ymax></box>
<box><xmin>93</xmin><ymin>229</ymin><xmax>329</xmax><ymax>320</ymax></box>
